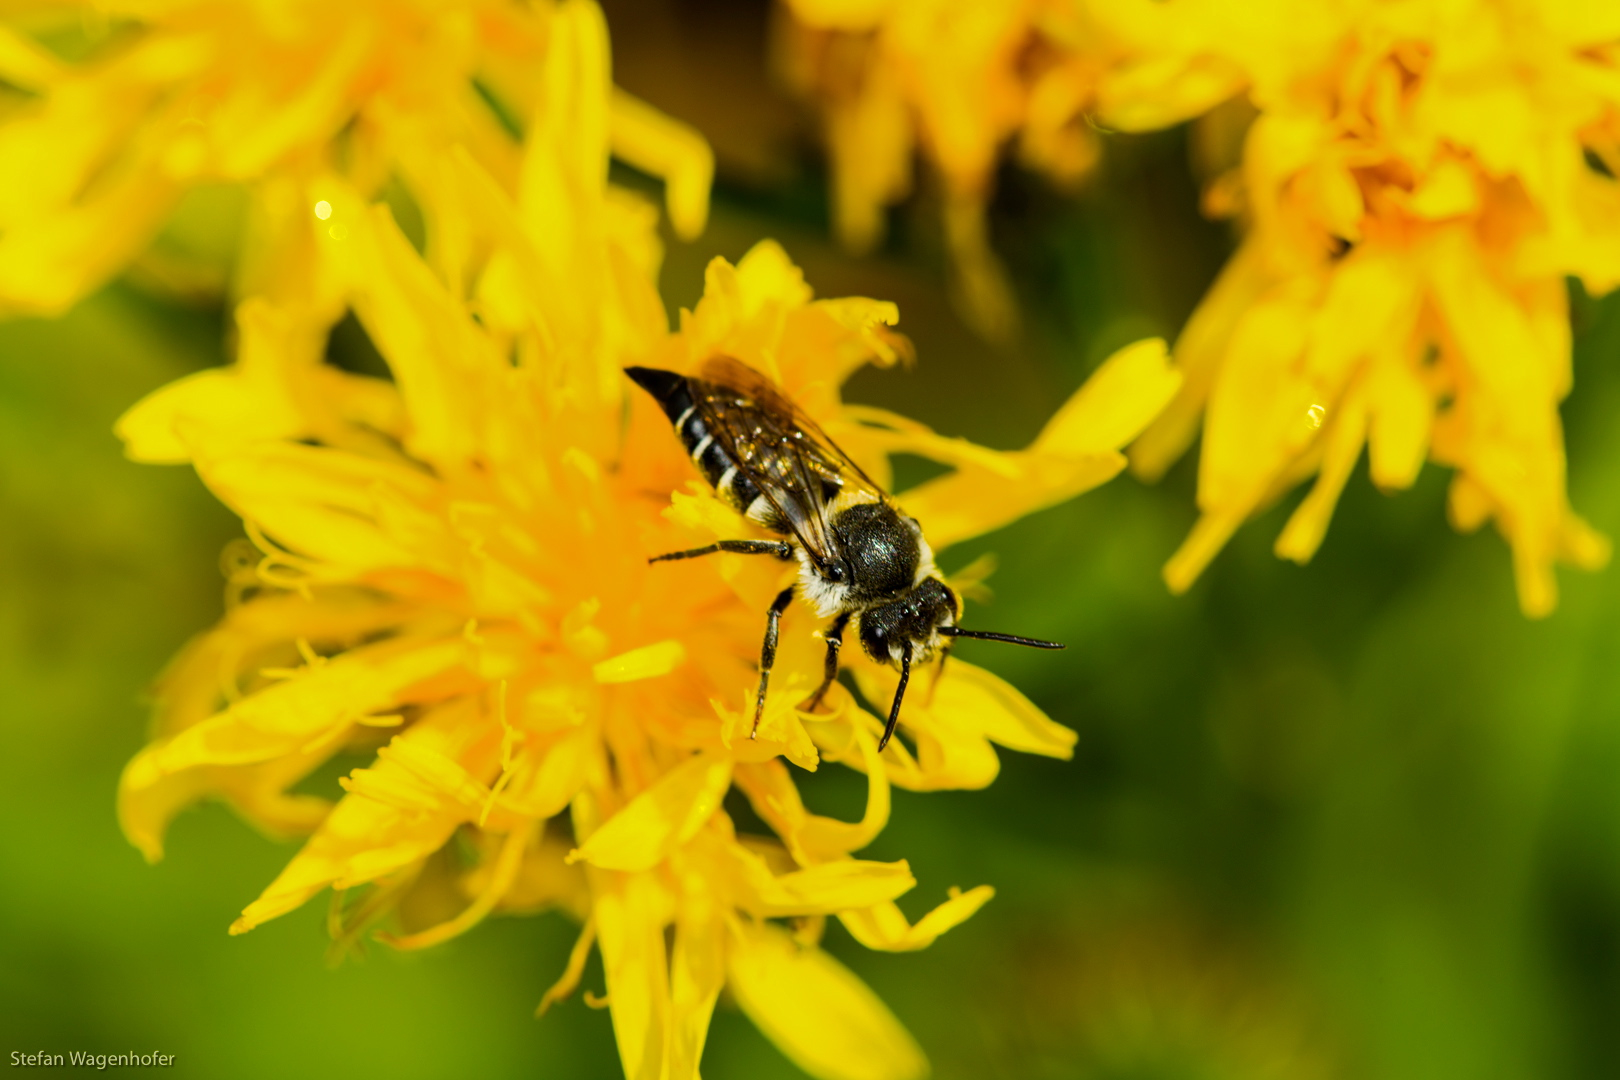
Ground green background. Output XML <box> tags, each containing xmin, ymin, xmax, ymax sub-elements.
<box><xmin>5</xmin><ymin>3</ymin><xmax>1620</xmax><ymax>1077</ymax></box>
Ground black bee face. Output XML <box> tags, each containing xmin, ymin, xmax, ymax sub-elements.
<box><xmin>857</xmin><ymin>577</ymin><xmax>959</xmax><ymax>664</ymax></box>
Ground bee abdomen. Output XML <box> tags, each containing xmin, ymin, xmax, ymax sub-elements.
<box><xmin>627</xmin><ymin>366</ymin><xmax>765</xmax><ymax>518</ymax></box>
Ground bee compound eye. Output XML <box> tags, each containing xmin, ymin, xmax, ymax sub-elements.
<box><xmin>825</xmin><ymin>562</ymin><xmax>847</xmax><ymax>584</ymax></box>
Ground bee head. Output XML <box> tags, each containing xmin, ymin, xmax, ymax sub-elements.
<box><xmin>855</xmin><ymin>575</ymin><xmax>1064</xmax><ymax>754</ymax></box>
<box><xmin>856</xmin><ymin>577</ymin><xmax>960</xmax><ymax>664</ymax></box>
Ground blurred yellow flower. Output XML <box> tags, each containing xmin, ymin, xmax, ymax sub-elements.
<box><xmin>109</xmin><ymin>5</ymin><xmax>1181</xmax><ymax>1077</ymax></box>
<box><xmin>778</xmin><ymin>0</ymin><xmax>1618</xmax><ymax>614</ymax></box>
<box><xmin>1102</xmin><ymin>0</ymin><xmax>1620</xmax><ymax>615</ymax></box>
<box><xmin>0</xmin><ymin>0</ymin><xmax>711</xmax><ymax>315</ymax></box>
<box><xmin>778</xmin><ymin>0</ymin><xmax>1118</xmax><ymax>339</ymax></box>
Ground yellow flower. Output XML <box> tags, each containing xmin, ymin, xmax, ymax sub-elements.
<box><xmin>0</xmin><ymin>0</ymin><xmax>711</xmax><ymax>315</ymax></box>
<box><xmin>1098</xmin><ymin>0</ymin><xmax>1619</xmax><ymax>615</ymax></box>
<box><xmin>778</xmin><ymin>0</ymin><xmax>1121</xmax><ymax>339</ymax></box>
<box><xmin>110</xmin><ymin>6</ymin><xmax>1181</xmax><ymax>1078</ymax></box>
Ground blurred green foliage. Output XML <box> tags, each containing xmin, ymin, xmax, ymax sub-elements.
<box><xmin>5</xmin><ymin>20</ymin><xmax>1620</xmax><ymax>1080</ymax></box>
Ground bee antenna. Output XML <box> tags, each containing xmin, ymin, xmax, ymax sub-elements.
<box><xmin>940</xmin><ymin>626</ymin><xmax>1066</xmax><ymax>649</ymax></box>
<box><xmin>879</xmin><ymin>640</ymin><xmax>913</xmax><ymax>752</ymax></box>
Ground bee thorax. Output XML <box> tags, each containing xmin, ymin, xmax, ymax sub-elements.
<box><xmin>829</xmin><ymin>500</ymin><xmax>921</xmax><ymax>602</ymax></box>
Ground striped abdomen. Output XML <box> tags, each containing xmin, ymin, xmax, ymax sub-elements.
<box><xmin>626</xmin><ymin>366</ymin><xmax>769</xmax><ymax>521</ymax></box>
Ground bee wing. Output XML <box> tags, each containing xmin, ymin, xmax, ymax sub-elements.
<box><xmin>691</xmin><ymin>357</ymin><xmax>888</xmax><ymax>572</ymax></box>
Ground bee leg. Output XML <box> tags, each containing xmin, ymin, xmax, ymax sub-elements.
<box><xmin>751</xmin><ymin>586</ymin><xmax>797</xmax><ymax>739</ymax></box>
<box><xmin>650</xmin><ymin>539</ymin><xmax>794</xmax><ymax>563</ymax></box>
<box><xmin>799</xmin><ymin>612</ymin><xmax>850</xmax><ymax>713</ymax></box>
<box><xmin>878</xmin><ymin>640</ymin><xmax>914</xmax><ymax>752</ymax></box>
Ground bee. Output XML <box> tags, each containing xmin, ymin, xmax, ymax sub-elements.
<box><xmin>628</xmin><ymin>357</ymin><xmax>1064</xmax><ymax>751</ymax></box>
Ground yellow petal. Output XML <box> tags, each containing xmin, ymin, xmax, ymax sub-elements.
<box><xmin>899</xmin><ymin>446</ymin><xmax>1119</xmax><ymax>551</ymax></box>
<box><xmin>1098</xmin><ymin>55</ymin><xmax>1247</xmax><ymax>134</ymax></box>
<box><xmin>595</xmin><ymin>871</ymin><xmax>672</xmax><ymax>1080</ymax></box>
<box><xmin>840</xmin><ymin>884</ymin><xmax>995</xmax><ymax>952</ymax></box>
<box><xmin>667</xmin><ymin>880</ymin><xmax>725</xmax><ymax>1080</ymax></box>
<box><xmin>1407</xmin><ymin>156</ymin><xmax>1481</xmax><ymax>219</ymax></box>
<box><xmin>117</xmin><ymin>766</ymin><xmax>218</xmax><ymax>865</ymax></box>
<box><xmin>926</xmin><ymin>659</ymin><xmax>1076</xmax><ymax>759</ymax></box>
<box><xmin>825</xmin><ymin>59</ymin><xmax>912</xmax><ymax>252</ymax></box>
<box><xmin>593</xmin><ymin>640</ymin><xmax>687</xmax><ymax>684</ymax></box>
<box><xmin>126</xmin><ymin>636</ymin><xmax>469</xmax><ymax>774</ymax></box>
<box><xmin>663</xmin><ymin>484</ymin><xmax>749</xmax><ymax>539</ymax></box>
<box><xmin>943</xmin><ymin>193</ymin><xmax>1019</xmax><ymax>343</ymax></box>
<box><xmin>145</xmin><ymin>588</ymin><xmax>416</xmax><ymax>737</ymax></box>
<box><xmin>537</xmin><ymin>917</ymin><xmax>597</xmax><ymax>1016</ymax></box>
<box><xmin>1163</xmin><ymin>505</ymin><xmax>1248</xmax><ymax>595</ymax></box>
<box><xmin>1034</xmin><ymin>337</ymin><xmax>1180</xmax><ymax>457</ymax></box>
<box><xmin>1304</xmin><ymin>159</ymin><xmax>1365</xmax><ymax>241</ymax></box>
<box><xmin>782</xmin><ymin>0</ymin><xmax>895</xmax><ymax>32</ymax></box>
<box><xmin>871</xmin><ymin>687</ymin><xmax>1003</xmax><ymax>792</ymax></box>
<box><xmin>119</xmin><ymin>635</ymin><xmax>471</xmax><ymax>860</ymax></box>
<box><xmin>1131</xmin><ymin>241</ymin><xmax>1270</xmax><ymax>482</ymax></box>
<box><xmin>806</xmin><ymin>297</ymin><xmax>909</xmax><ymax>382</ymax></box>
<box><xmin>1199</xmin><ymin>288</ymin><xmax>1316</xmax><ymax>511</ymax></box>
<box><xmin>514</xmin><ymin>0</ymin><xmax>618</xmax><ymax>398</ymax></box>
<box><xmin>728</xmin><ymin>920</ymin><xmax>927</xmax><ymax>1080</ymax></box>
<box><xmin>501</xmin><ymin>726</ymin><xmax>594</xmax><ymax>820</ymax></box>
<box><xmin>0</xmin><ymin>169</ymin><xmax>178</xmax><ymax>316</ymax></box>
<box><xmin>0</xmin><ymin>24</ymin><xmax>62</xmax><ymax>90</ymax></box>
<box><xmin>337</xmin><ymin>201</ymin><xmax>502</xmax><ymax>469</ymax></box>
<box><xmin>728</xmin><ymin>846</ymin><xmax>916</xmax><ymax>917</ymax></box>
<box><xmin>610</xmin><ymin>88</ymin><xmax>714</xmax><ymax>241</ymax></box>
<box><xmin>377</xmin><ymin>824</ymin><xmax>529</xmax><ymax>951</ymax></box>
<box><xmin>1560</xmin><ymin>513</ymin><xmax>1612</xmax><ymax>572</ymax></box>
<box><xmin>229</xmin><ymin>704</ymin><xmax>499</xmax><ymax>933</ymax></box>
<box><xmin>116</xmin><ymin>300</ymin><xmax>313</xmax><ymax>464</ymax></box>
<box><xmin>1275</xmin><ymin>383</ymin><xmax>1368</xmax><ymax>564</ymax></box>
<box><xmin>1304</xmin><ymin>249</ymin><xmax>1417</xmax><ymax>387</ymax></box>
<box><xmin>849</xmin><ymin>659</ymin><xmax>1073</xmax><ymax>792</ymax></box>
<box><xmin>570</xmin><ymin>754</ymin><xmax>732</xmax><ymax>872</ymax></box>
<box><xmin>896</xmin><ymin>337</ymin><xmax>1178</xmax><ymax>549</ymax></box>
<box><xmin>194</xmin><ymin>441</ymin><xmax>449</xmax><ymax>574</ymax></box>
<box><xmin>1366</xmin><ymin>349</ymin><xmax>1432</xmax><ymax>491</ymax></box>
<box><xmin>734</xmin><ymin>239</ymin><xmax>815</xmax><ymax>321</ymax></box>
<box><xmin>795</xmin><ymin>724</ymin><xmax>891</xmax><ymax>858</ymax></box>
<box><xmin>714</xmin><ymin>685</ymin><xmax>822</xmax><ymax>772</ymax></box>
<box><xmin>734</xmin><ymin>732</ymin><xmax>891</xmax><ymax>863</ymax></box>
<box><xmin>1447</xmin><ymin>473</ymin><xmax>1492</xmax><ymax>534</ymax></box>
<box><xmin>215</xmin><ymin>20</ymin><xmax>371</xmax><ymax>181</ymax></box>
